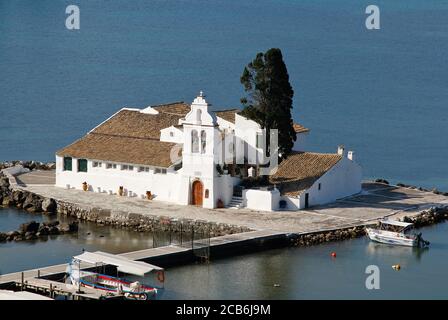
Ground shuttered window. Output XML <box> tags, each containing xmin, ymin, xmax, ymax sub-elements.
<box><xmin>256</xmin><ymin>133</ymin><xmax>263</xmax><ymax>149</ymax></box>
<box><xmin>63</xmin><ymin>157</ymin><xmax>72</xmax><ymax>171</ymax></box>
<box><xmin>78</xmin><ymin>159</ymin><xmax>88</xmax><ymax>172</ymax></box>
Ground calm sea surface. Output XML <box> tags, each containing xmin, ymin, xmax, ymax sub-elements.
<box><xmin>1</xmin><ymin>0</ymin><xmax>448</xmax><ymax>299</ymax></box>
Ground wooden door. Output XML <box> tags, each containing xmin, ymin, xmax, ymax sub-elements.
<box><xmin>192</xmin><ymin>180</ymin><xmax>203</xmax><ymax>206</ymax></box>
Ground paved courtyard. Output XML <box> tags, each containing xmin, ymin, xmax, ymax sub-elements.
<box><xmin>14</xmin><ymin>170</ymin><xmax>448</xmax><ymax>234</ymax></box>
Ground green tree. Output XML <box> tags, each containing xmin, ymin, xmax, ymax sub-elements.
<box><xmin>240</xmin><ymin>48</ymin><xmax>296</xmax><ymax>157</ymax></box>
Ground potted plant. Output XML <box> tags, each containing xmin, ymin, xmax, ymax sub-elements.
<box><xmin>118</xmin><ymin>186</ymin><xmax>124</xmax><ymax>196</ymax></box>
<box><xmin>82</xmin><ymin>182</ymin><xmax>88</xmax><ymax>191</ymax></box>
<box><xmin>216</xmin><ymin>198</ymin><xmax>224</xmax><ymax>208</ymax></box>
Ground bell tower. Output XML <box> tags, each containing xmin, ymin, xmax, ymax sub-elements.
<box><xmin>178</xmin><ymin>92</ymin><xmax>219</xmax><ymax>208</ymax></box>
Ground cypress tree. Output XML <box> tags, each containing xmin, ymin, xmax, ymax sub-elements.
<box><xmin>240</xmin><ymin>48</ymin><xmax>296</xmax><ymax>157</ymax></box>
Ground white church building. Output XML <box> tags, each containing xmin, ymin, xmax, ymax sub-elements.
<box><xmin>55</xmin><ymin>92</ymin><xmax>362</xmax><ymax>211</ymax></box>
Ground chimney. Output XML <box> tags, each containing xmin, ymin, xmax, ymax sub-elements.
<box><xmin>348</xmin><ymin>150</ymin><xmax>355</xmax><ymax>161</ymax></box>
<box><xmin>337</xmin><ymin>145</ymin><xmax>345</xmax><ymax>156</ymax></box>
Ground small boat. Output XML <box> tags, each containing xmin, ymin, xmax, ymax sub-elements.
<box><xmin>366</xmin><ymin>219</ymin><xmax>429</xmax><ymax>247</ymax></box>
<box><xmin>67</xmin><ymin>251</ymin><xmax>164</xmax><ymax>300</ymax></box>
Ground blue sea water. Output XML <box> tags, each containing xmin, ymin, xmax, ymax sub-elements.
<box><xmin>1</xmin><ymin>0</ymin><xmax>447</xmax><ymax>189</ymax></box>
<box><xmin>1</xmin><ymin>0</ymin><xmax>448</xmax><ymax>299</ymax></box>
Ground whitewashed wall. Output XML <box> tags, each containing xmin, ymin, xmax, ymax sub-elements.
<box><xmin>243</xmin><ymin>188</ymin><xmax>281</xmax><ymax>211</ymax></box>
<box><xmin>295</xmin><ymin>157</ymin><xmax>362</xmax><ymax>209</ymax></box>
<box><xmin>234</xmin><ymin>114</ymin><xmax>266</xmax><ymax>166</ymax></box>
<box><xmin>160</xmin><ymin>126</ymin><xmax>183</xmax><ymax>144</ymax></box>
<box><xmin>277</xmin><ymin>156</ymin><xmax>362</xmax><ymax>211</ymax></box>
<box><xmin>215</xmin><ymin>174</ymin><xmax>240</xmax><ymax>206</ymax></box>
<box><xmin>55</xmin><ymin>156</ymin><xmax>180</xmax><ymax>202</ymax></box>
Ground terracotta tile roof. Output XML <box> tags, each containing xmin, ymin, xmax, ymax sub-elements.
<box><xmin>293</xmin><ymin>123</ymin><xmax>310</xmax><ymax>133</ymax></box>
<box><xmin>215</xmin><ymin>109</ymin><xmax>240</xmax><ymax>124</ymax></box>
<box><xmin>56</xmin><ymin>133</ymin><xmax>178</xmax><ymax>168</ymax></box>
<box><xmin>56</xmin><ymin>101</ymin><xmax>310</xmax><ymax>168</ymax></box>
<box><xmin>269</xmin><ymin>151</ymin><xmax>342</xmax><ymax>198</ymax></box>
<box><xmin>56</xmin><ymin>102</ymin><xmax>189</xmax><ymax>167</ymax></box>
<box><xmin>92</xmin><ymin>102</ymin><xmax>190</xmax><ymax>140</ymax></box>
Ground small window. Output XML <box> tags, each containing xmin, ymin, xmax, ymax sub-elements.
<box><xmin>63</xmin><ymin>157</ymin><xmax>72</xmax><ymax>171</ymax></box>
<box><xmin>154</xmin><ymin>168</ymin><xmax>167</xmax><ymax>174</ymax></box>
<box><xmin>201</xmin><ymin>130</ymin><xmax>206</xmax><ymax>154</ymax></box>
<box><xmin>170</xmin><ymin>131</ymin><xmax>174</xmax><ymax>137</ymax></box>
<box><xmin>191</xmin><ymin>130</ymin><xmax>199</xmax><ymax>153</ymax></box>
<box><xmin>205</xmin><ymin>189</ymin><xmax>209</xmax><ymax>198</ymax></box>
<box><xmin>93</xmin><ymin>161</ymin><xmax>102</xmax><ymax>168</ymax></box>
<box><xmin>318</xmin><ymin>183</ymin><xmax>321</xmax><ymax>190</ymax></box>
<box><xmin>106</xmin><ymin>163</ymin><xmax>117</xmax><ymax>169</ymax></box>
<box><xmin>121</xmin><ymin>165</ymin><xmax>134</xmax><ymax>171</ymax></box>
<box><xmin>138</xmin><ymin>167</ymin><xmax>150</xmax><ymax>172</ymax></box>
<box><xmin>78</xmin><ymin>159</ymin><xmax>88</xmax><ymax>172</ymax></box>
<box><xmin>256</xmin><ymin>133</ymin><xmax>263</xmax><ymax>149</ymax></box>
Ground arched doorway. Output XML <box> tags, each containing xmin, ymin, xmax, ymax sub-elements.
<box><xmin>191</xmin><ymin>180</ymin><xmax>203</xmax><ymax>206</ymax></box>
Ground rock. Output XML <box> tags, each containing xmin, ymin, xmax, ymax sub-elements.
<box><xmin>0</xmin><ymin>177</ymin><xmax>10</xmax><ymax>188</ymax></box>
<box><xmin>22</xmin><ymin>193</ymin><xmax>43</xmax><ymax>213</ymax></box>
<box><xmin>12</xmin><ymin>190</ymin><xmax>26</xmax><ymax>205</ymax></box>
<box><xmin>2</xmin><ymin>196</ymin><xmax>14</xmax><ymax>206</ymax></box>
<box><xmin>37</xmin><ymin>225</ymin><xmax>49</xmax><ymax>235</ymax></box>
<box><xmin>49</xmin><ymin>226</ymin><xmax>60</xmax><ymax>235</ymax></box>
<box><xmin>42</xmin><ymin>198</ymin><xmax>57</xmax><ymax>213</ymax></box>
<box><xmin>25</xmin><ymin>232</ymin><xmax>37</xmax><ymax>240</ymax></box>
<box><xmin>6</xmin><ymin>230</ymin><xmax>19</xmax><ymax>237</ymax></box>
<box><xmin>20</xmin><ymin>221</ymin><xmax>40</xmax><ymax>233</ymax></box>
<box><xmin>58</xmin><ymin>224</ymin><xmax>71</xmax><ymax>233</ymax></box>
<box><xmin>375</xmin><ymin>178</ymin><xmax>389</xmax><ymax>185</ymax></box>
<box><xmin>44</xmin><ymin>221</ymin><xmax>60</xmax><ymax>228</ymax></box>
<box><xmin>0</xmin><ymin>232</ymin><xmax>7</xmax><ymax>242</ymax></box>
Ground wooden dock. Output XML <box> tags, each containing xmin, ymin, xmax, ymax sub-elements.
<box><xmin>17</xmin><ymin>278</ymin><xmax>119</xmax><ymax>300</ymax></box>
<box><xmin>0</xmin><ymin>230</ymin><xmax>287</xmax><ymax>299</ymax></box>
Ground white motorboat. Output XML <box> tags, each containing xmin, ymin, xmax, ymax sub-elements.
<box><xmin>67</xmin><ymin>251</ymin><xmax>165</xmax><ymax>300</ymax></box>
<box><xmin>366</xmin><ymin>219</ymin><xmax>429</xmax><ymax>247</ymax></box>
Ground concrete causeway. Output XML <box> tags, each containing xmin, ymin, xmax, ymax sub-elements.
<box><xmin>13</xmin><ymin>170</ymin><xmax>448</xmax><ymax>234</ymax></box>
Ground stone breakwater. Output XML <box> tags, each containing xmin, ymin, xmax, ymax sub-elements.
<box><xmin>1</xmin><ymin>174</ymin><xmax>57</xmax><ymax>213</ymax></box>
<box><xmin>374</xmin><ymin>178</ymin><xmax>448</xmax><ymax>196</ymax></box>
<box><xmin>290</xmin><ymin>226</ymin><xmax>367</xmax><ymax>246</ymax></box>
<box><xmin>290</xmin><ymin>206</ymin><xmax>448</xmax><ymax>247</ymax></box>
<box><xmin>0</xmin><ymin>220</ymin><xmax>79</xmax><ymax>242</ymax></box>
<box><xmin>1</xmin><ymin>173</ymin><xmax>251</xmax><ymax>237</ymax></box>
<box><xmin>402</xmin><ymin>206</ymin><xmax>448</xmax><ymax>227</ymax></box>
<box><xmin>0</xmin><ymin>161</ymin><xmax>55</xmax><ymax>171</ymax></box>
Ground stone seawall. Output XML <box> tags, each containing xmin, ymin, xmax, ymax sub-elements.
<box><xmin>56</xmin><ymin>200</ymin><xmax>251</xmax><ymax>237</ymax></box>
<box><xmin>290</xmin><ymin>206</ymin><xmax>448</xmax><ymax>247</ymax></box>
<box><xmin>0</xmin><ymin>161</ymin><xmax>55</xmax><ymax>171</ymax></box>
<box><xmin>1</xmin><ymin>172</ymin><xmax>251</xmax><ymax>237</ymax></box>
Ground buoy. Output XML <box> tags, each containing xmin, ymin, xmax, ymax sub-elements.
<box><xmin>392</xmin><ymin>264</ymin><xmax>401</xmax><ymax>270</ymax></box>
<box><xmin>331</xmin><ymin>252</ymin><xmax>337</xmax><ymax>258</ymax></box>
<box><xmin>273</xmin><ymin>284</ymin><xmax>280</xmax><ymax>287</ymax></box>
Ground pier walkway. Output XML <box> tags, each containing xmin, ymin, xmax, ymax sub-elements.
<box><xmin>0</xmin><ymin>230</ymin><xmax>285</xmax><ymax>292</ymax></box>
